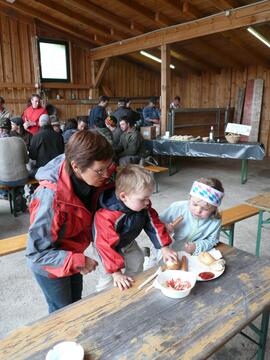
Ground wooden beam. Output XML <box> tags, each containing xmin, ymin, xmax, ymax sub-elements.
<box><xmin>182</xmin><ymin>0</ymin><xmax>203</xmax><ymax>20</ymax></box>
<box><xmin>0</xmin><ymin>0</ymin><xmax>100</xmax><ymax>46</ymax></box>
<box><xmin>35</xmin><ymin>0</ymin><xmax>121</xmax><ymax>40</ymax></box>
<box><xmin>89</xmin><ymin>1</ymin><xmax>270</xmax><ymax>60</ymax></box>
<box><xmin>113</xmin><ymin>0</ymin><xmax>172</xmax><ymax>27</ymax></box>
<box><xmin>160</xmin><ymin>44</ymin><xmax>170</xmax><ymax>135</ymax></box>
<box><xmin>41</xmin><ymin>83</ymin><xmax>91</xmax><ymax>89</ymax></box>
<box><xmin>94</xmin><ymin>58</ymin><xmax>110</xmax><ymax>88</ymax></box>
<box><xmin>65</xmin><ymin>0</ymin><xmax>144</xmax><ymax>36</ymax></box>
<box><xmin>207</xmin><ymin>0</ymin><xmax>238</xmax><ymax>11</ymax></box>
<box><xmin>171</xmin><ymin>46</ymin><xmax>220</xmax><ymax>72</ymax></box>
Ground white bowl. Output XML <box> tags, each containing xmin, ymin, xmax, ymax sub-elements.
<box><xmin>155</xmin><ymin>270</ymin><xmax>196</xmax><ymax>299</ymax></box>
<box><xmin>46</xmin><ymin>341</ymin><xmax>84</xmax><ymax>360</ymax></box>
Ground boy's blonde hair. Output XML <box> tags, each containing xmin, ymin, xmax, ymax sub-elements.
<box><xmin>115</xmin><ymin>165</ymin><xmax>155</xmax><ymax>197</ymax></box>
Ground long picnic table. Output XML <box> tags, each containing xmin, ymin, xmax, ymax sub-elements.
<box><xmin>145</xmin><ymin>139</ymin><xmax>265</xmax><ymax>184</ymax></box>
<box><xmin>0</xmin><ymin>244</ymin><xmax>269</xmax><ymax>360</ymax></box>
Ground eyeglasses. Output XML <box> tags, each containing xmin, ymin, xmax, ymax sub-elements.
<box><xmin>90</xmin><ymin>162</ymin><xmax>115</xmax><ymax>178</ymax></box>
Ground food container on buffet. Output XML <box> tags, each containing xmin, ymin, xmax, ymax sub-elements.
<box><xmin>155</xmin><ymin>270</ymin><xmax>196</xmax><ymax>299</ymax></box>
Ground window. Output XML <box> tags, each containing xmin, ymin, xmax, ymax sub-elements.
<box><xmin>38</xmin><ymin>38</ymin><xmax>70</xmax><ymax>82</ymax></box>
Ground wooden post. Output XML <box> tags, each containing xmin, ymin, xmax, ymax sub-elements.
<box><xmin>161</xmin><ymin>44</ymin><xmax>170</xmax><ymax>135</ymax></box>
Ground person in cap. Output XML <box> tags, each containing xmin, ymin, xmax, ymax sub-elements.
<box><xmin>0</xmin><ymin>118</ymin><xmax>29</xmax><ymax>199</ymax></box>
<box><xmin>10</xmin><ymin>116</ymin><xmax>32</xmax><ymax>150</ymax></box>
<box><xmin>111</xmin><ymin>98</ymin><xmax>133</xmax><ymax>125</ymax></box>
<box><xmin>0</xmin><ymin>118</ymin><xmax>11</xmax><ymax>138</ymax></box>
<box><xmin>22</xmin><ymin>93</ymin><xmax>48</xmax><ymax>135</ymax></box>
<box><xmin>50</xmin><ymin>115</ymin><xmax>62</xmax><ymax>134</ymax></box>
<box><xmin>0</xmin><ymin>96</ymin><xmax>11</xmax><ymax>121</ymax></box>
<box><xmin>142</xmin><ymin>97</ymin><xmax>160</xmax><ymax>126</ymax></box>
<box><xmin>29</xmin><ymin>114</ymin><xmax>64</xmax><ymax>174</ymax></box>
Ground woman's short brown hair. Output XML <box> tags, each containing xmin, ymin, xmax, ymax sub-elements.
<box><xmin>65</xmin><ymin>130</ymin><xmax>113</xmax><ymax>175</ymax></box>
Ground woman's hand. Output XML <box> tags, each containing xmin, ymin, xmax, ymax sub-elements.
<box><xmin>161</xmin><ymin>246</ymin><xmax>178</xmax><ymax>263</ymax></box>
<box><xmin>112</xmin><ymin>271</ymin><xmax>134</xmax><ymax>291</ymax></box>
<box><xmin>184</xmin><ymin>242</ymin><xmax>196</xmax><ymax>254</ymax></box>
<box><xmin>77</xmin><ymin>257</ymin><xmax>98</xmax><ymax>275</ymax></box>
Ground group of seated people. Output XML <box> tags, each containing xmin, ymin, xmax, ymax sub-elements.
<box><xmin>0</xmin><ymin>93</ymin><xmax>181</xmax><ymax>202</ymax></box>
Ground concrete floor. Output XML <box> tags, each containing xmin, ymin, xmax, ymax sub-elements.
<box><xmin>0</xmin><ymin>157</ymin><xmax>269</xmax><ymax>359</ymax></box>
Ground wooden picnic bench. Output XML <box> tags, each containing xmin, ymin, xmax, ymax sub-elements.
<box><xmin>0</xmin><ymin>178</ymin><xmax>38</xmax><ymax>217</ymax></box>
<box><xmin>221</xmin><ymin>203</ymin><xmax>260</xmax><ymax>247</ymax></box>
<box><xmin>0</xmin><ymin>233</ymin><xmax>27</xmax><ymax>257</ymax></box>
<box><xmin>144</xmin><ymin>164</ymin><xmax>168</xmax><ymax>193</ymax></box>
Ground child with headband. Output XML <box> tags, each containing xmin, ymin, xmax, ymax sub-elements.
<box><xmin>159</xmin><ymin>177</ymin><xmax>224</xmax><ymax>256</ymax></box>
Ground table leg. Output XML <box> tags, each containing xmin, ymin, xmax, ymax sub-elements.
<box><xmin>169</xmin><ymin>155</ymin><xmax>178</xmax><ymax>176</ymax></box>
<box><xmin>256</xmin><ymin>210</ymin><xmax>264</xmax><ymax>257</ymax></box>
<box><xmin>241</xmin><ymin>159</ymin><xmax>248</xmax><ymax>184</ymax></box>
<box><xmin>256</xmin><ymin>310</ymin><xmax>269</xmax><ymax>360</ymax></box>
<box><xmin>228</xmin><ymin>224</ymin><xmax>235</xmax><ymax>247</ymax></box>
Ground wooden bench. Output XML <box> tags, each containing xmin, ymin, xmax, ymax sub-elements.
<box><xmin>0</xmin><ymin>233</ymin><xmax>27</xmax><ymax>257</ymax></box>
<box><xmin>221</xmin><ymin>204</ymin><xmax>260</xmax><ymax>246</ymax></box>
<box><xmin>144</xmin><ymin>165</ymin><xmax>169</xmax><ymax>193</ymax></box>
<box><xmin>0</xmin><ymin>178</ymin><xmax>38</xmax><ymax>217</ymax></box>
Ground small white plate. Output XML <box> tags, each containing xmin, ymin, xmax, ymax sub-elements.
<box><xmin>46</xmin><ymin>341</ymin><xmax>84</xmax><ymax>360</ymax></box>
<box><xmin>177</xmin><ymin>251</ymin><xmax>225</xmax><ymax>282</ymax></box>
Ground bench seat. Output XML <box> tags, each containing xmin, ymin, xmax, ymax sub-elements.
<box><xmin>0</xmin><ymin>233</ymin><xmax>27</xmax><ymax>256</ymax></box>
<box><xmin>144</xmin><ymin>165</ymin><xmax>169</xmax><ymax>193</ymax></box>
<box><xmin>220</xmin><ymin>204</ymin><xmax>259</xmax><ymax>246</ymax></box>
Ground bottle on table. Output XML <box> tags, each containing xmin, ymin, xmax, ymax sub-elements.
<box><xmin>209</xmin><ymin>126</ymin><xmax>214</xmax><ymax>142</ymax></box>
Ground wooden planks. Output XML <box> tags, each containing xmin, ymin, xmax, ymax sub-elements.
<box><xmin>0</xmin><ymin>234</ymin><xmax>27</xmax><ymax>256</ymax></box>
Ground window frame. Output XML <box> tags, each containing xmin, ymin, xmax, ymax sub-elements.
<box><xmin>37</xmin><ymin>38</ymin><xmax>71</xmax><ymax>83</ymax></box>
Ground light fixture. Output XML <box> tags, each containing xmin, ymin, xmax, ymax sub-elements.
<box><xmin>247</xmin><ymin>27</ymin><xmax>270</xmax><ymax>48</ymax></box>
<box><xmin>140</xmin><ymin>50</ymin><xmax>175</xmax><ymax>69</ymax></box>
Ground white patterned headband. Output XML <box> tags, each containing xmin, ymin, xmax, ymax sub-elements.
<box><xmin>190</xmin><ymin>181</ymin><xmax>224</xmax><ymax>207</ymax></box>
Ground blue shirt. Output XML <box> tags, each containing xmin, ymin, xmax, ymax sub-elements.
<box><xmin>88</xmin><ymin>105</ymin><xmax>107</xmax><ymax>128</ymax></box>
<box><xmin>159</xmin><ymin>200</ymin><xmax>221</xmax><ymax>255</ymax></box>
<box><xmin>142</xmin><ymin>106</ymin><xmax>160</xmax><ymax>126</ymax></box>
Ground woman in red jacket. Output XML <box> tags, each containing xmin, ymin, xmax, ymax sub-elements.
<box><xmin>26</xmin><ymin>130</ymin><xmax>114</xmax><ymax>313</ymax></box>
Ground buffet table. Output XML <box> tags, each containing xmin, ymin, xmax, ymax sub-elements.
<box><xmin>0</xmin><ymin>244</ymin><xmax>269</xmax><ymax>360</ymax></box>
<box><xmin>145</xmin><ymin>139</ymin><xmax>265</xmax><ymax>184</ymax></box>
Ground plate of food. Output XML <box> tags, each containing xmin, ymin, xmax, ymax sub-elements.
<box><xmin>176</xmin><ymin>250</ymin><xmax>226</xmax><ymax>282</ymax></box>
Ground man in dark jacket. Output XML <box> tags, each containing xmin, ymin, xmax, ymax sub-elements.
<box><xmin>88</xmin><ymin>95</ymin><xmax>109</xmax><ymax>128</ymax></box>
<box><xmin>116</xmin><ymin>116</ymin><xmax>146</xmax><ymax>165</ymax></box>
<box><xmin>112</xmin><ymin>98</ymin><xmax>140</xmax><ymax>125</ymax></box>
<box><xmin>29</xmin><ymin>114</ymin><xmax>64</xmax><ymax>172</ymax></box>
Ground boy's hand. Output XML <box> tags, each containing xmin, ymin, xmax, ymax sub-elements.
<box><xmin>165</xmin><ymin>223</ymin><xmax>174</xmax><ymax>233</ymax></box>
<box><xmin>77</xmin><ymin>257</ymin><xmax>98</xmax><ymax>275</ymax></box>
<box><xmin>184</xmin><ymin>242</ymin><xmax>196</xmax><ymax>254</ymax></box>
<box><xmin>112</xmin><ymin>271</ymin><xmax>134</xmax><ymax>291</ymax></box>
<box><xmin>161</xmin><ymin>246</ymin><xmax>178</xmax><ymax>263</ymax></box>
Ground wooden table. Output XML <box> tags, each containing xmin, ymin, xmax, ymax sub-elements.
<box><xmin>246</xmin><ymin>192</ymin><xmax>270</xmax><ymax>256</ymax></box>
<box><xmin>0</xmin><ymin>244</ymin><xmax>269</xmax><ymax>360</ymax></box>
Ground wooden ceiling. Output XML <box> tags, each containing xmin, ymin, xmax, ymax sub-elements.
<box><xmin>1</xmin><ymin>0</ymin><xmax>270</xmax><ymax>75</ymax></box>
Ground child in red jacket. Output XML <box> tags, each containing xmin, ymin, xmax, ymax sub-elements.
<box><xmin>93</xmin><ymin>164</ymin><xmax>178</xmax><ymax>291</ymax></box>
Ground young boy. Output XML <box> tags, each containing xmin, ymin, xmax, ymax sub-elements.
<box><xmin>93</xmin><ymin>165</ymin><xmax>178</xmax><ymax>291</ymax></box>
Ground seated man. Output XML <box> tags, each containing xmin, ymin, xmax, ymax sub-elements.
<box><xmin>142</xmin><ymin>97</ymin><xmax>160</xmax><ymax>126</ymax></box>
<box><xmin>116</xmin><ymin>116</ymin><xmax>146</xmax><ymax>165</ymax></box>
<box><xmin>0</xmin><ymin>118</ymin><xmax>29</xmax><ymax>203</ymax></box>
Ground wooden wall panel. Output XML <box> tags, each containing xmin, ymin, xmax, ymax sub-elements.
<box><xmin>0</xmin><ymin>11</ymin><xmax>269</xmax><ymax>155</ymax></box>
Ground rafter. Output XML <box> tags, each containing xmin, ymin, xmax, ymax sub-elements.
<box><xmin>64</xmin><ymin>0</ymin><xmax>144</xmax><ymax>36</ymax></box>
<box><xmin>113</xmin><ymin>0</ymin><xmax>173</xmax><ymax>27</ymax></box>
<box><xmin>171</xmin><ymin>45</ymin><xmax>220</xmax><ymax>72</ymax></box>
<box><xmin>89</xmin><ymin>1</ymin><xmax>270</xmax><ymax>60</ymax></box>
<box><xmin>198</xmin><ymin>38</ymin><xmax>244</xmax><ymax>68</ymax></box>
<box><xmin>149</xmin><ymin>49</ymin><xmax>201</xmax><ymax>75</ymax></box>
<box><xmin>0</xmin><ymin>0</ymin><xmax>102</xmax><ymax>46</ymax></box>
<box><xmin>182</xmin><ymin>0</ymin><xmax>203</xmax><ymax>20</ymax></box>
<box><xmin>35</xmin><ymin>0</ymin><xmax>122</xmax><ymax>40</ymax></box>
<box><xmin>223</xmin><ymin>30</ymin><xmax>270</xmax><ymax>67</ymax></box>
<box><xmin>207</xmin><ymin>0</ymin><xmax>238</xmax><ymax>11</ymax></box>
